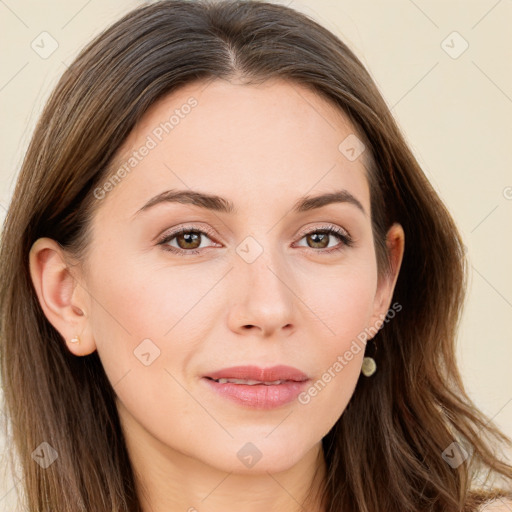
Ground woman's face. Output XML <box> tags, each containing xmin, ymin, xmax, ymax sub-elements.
<box><xmin>68</xmin><ymin>78</ymin><xmax>403</xmax><ymax>474</ymax></box>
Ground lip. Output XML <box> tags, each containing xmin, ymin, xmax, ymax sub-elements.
<box><xmin>202</xmin><ymin>365</ymin><xmax>310</xmax><ymax>410</ymax></box>
<box><xmin>205</xmin><ymin>365</ymin><xmax>309</xmax><ymax>382</ymax></box>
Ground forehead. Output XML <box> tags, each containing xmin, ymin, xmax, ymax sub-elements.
<box><xmin>97</xmin><ymin>78</ymin><xmax>371</xmax><ymax>219</ymax></box>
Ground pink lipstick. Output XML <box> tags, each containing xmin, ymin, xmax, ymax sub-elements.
<box><xmin>202</xmin><ymin>365</ymin><xmax>310</xmax><ymax>410</ymax></box>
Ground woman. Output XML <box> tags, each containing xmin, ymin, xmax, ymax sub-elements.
<box><xmin>0</xmin><ymin>1</ymin><xmax>511</xmax><ymax>511</ymax></box>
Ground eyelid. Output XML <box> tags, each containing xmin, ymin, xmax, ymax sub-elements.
<box><xmin>295</xmin><ymin>222</ymin><xmax>350</xmax><ymax>239</ymax></box>
<box><xmin>157</xmin><ymin>222</ymin><xmax>353</xmax><ymax>255</ymax></box>
<box><xmin>155</xmin><ymin>223</ymin><xmax>220</xmax><ymax>244</ymax></box>
<box><xmin>157</xmin><ymin>222</ymin><xmax>350</xmax><ymax>241</ymax></box>
<box><xmin>292</xmin><ymin>223</ymin><xmax>354</xmax><ymax>252</ymax></box>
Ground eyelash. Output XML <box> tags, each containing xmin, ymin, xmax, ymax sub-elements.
<box><xmin>157</xmin><ymin>223</ymin><xmax>354</xmax><ymax>256</ymax></box>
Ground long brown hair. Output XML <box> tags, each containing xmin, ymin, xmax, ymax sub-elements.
<box><xmin>1</xmin><ymin>1</ymin><xmax>511</xmax><ymax>510</ymax></box>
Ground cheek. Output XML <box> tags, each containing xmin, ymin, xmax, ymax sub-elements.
<box><xmin>87</xmin><ymin>248</ymin><xmax>218</xmax><ymax>341</ymax></box>
<box><xmin>84</xmin><ymin>257</ymin><xmax>212</xmax><ymax>448</ymax></box>
<box><xmin>301</xmin><ymin>256</ymin><xmax>378</xmax><ymax>345</ymax></box>
<box><xmin>83</xmin><ymin>248</ymin><xmax>212</xmax><ymax>390</ymax></box>
<box><xmin>294</xmin><ymin>261</ymin><xmax>377</xmax><ymax>422</ymax></box>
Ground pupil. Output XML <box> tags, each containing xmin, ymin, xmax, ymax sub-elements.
<box><xmin>310</xmin><ymin>232</ymin><xmax>328</xmax><ymax>248</ymax></box>
<box><xmin>181</xmin><ymin>232</ymin><xmax>200</xmax><ymax>248</ymax></box>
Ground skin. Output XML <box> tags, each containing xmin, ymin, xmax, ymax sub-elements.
<box><xmin>29</xmin><ymin>78</ymin><xmax>405</xmax><ymax>512</ymax></box>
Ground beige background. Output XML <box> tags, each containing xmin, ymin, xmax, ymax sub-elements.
<box><xmin>1</xmin><ymin>0</ymin><xmax>511</xmax><ymax>509</ymax></box>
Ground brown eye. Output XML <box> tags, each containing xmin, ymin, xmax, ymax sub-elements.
<box><xmin>175</xmin><ymin>231</ymin><xmax>202</xmax><ymax>250</ymax></box>
<box><xmin>158</xmin><ymin>226</ymin><xmax>219</xmax><ymax>255</ymax></box>
<box><xmin>295</xmin><ymin>225</ymin><xmax>353</xmax><ymax>254</ymax></box>
<box><xmin>305</xmin><ymin>231</ymin><xmax>331</xmax><ymax>249</ymax></box>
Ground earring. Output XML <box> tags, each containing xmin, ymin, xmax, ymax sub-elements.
<box><xmin>70</xmin><ymin>335</ymin><xmax>81</xmax><ymax>344</ymax></box>
<box><xmin>361</xmin><ymin>356</ymin><xmax>377</xmax><ymax>377</ymax></box>
<box><xmin>361</xmin><ymin>338</ymin><xmax>377</xmax><ymax>377</ymax></box>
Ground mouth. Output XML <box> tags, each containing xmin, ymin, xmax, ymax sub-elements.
<box><xmin>201</xmin><ymin>365</ymin><xmax>310</xmax><ymax>409</ymax></box>
<box><xmin>205</xmin><ymin>377</ymin><xmax>294</xmax><ymax>385</ymax></box>
<box><xmin>203</xmin><ymin>364</ymin><xmax>309</xmax><ymax>383</ymax></box>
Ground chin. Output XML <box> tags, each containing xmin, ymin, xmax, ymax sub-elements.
<box><xmin>200</xmin><ymin>436</ymin><xmax>315</xmax><ymax>475</ymax></box>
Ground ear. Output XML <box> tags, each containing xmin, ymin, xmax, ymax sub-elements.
<box><xmin>29</xmin><ymin>237</ymin><xmax>96</xmax><ymax>356</ymax></box>
<box><xmin>368</xmin><ymin>223</ymin><xmax>405</xmax><ymax>335</ymax></box>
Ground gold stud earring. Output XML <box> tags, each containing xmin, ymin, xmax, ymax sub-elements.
<box><xmin>70</xmin><ymin>335</ymin><xmax>81</xmax><ymax>344</ymax></box>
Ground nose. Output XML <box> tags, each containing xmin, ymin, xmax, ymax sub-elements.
<box><xmin>226</xmin><ymin>245</ymin><xmax>297</xmax><ymax>338</ymax></box>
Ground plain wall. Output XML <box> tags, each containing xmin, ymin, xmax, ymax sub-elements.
<box><xmin>1</xmin><ymin>0</ymin><xmax>511</xmax><ymax>509</ymax></box>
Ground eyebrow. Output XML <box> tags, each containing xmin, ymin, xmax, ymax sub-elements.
<box><xmin>133</xmin><ymin>188</ymin><xmax>366</xmax><ymax>217</ymax></box>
